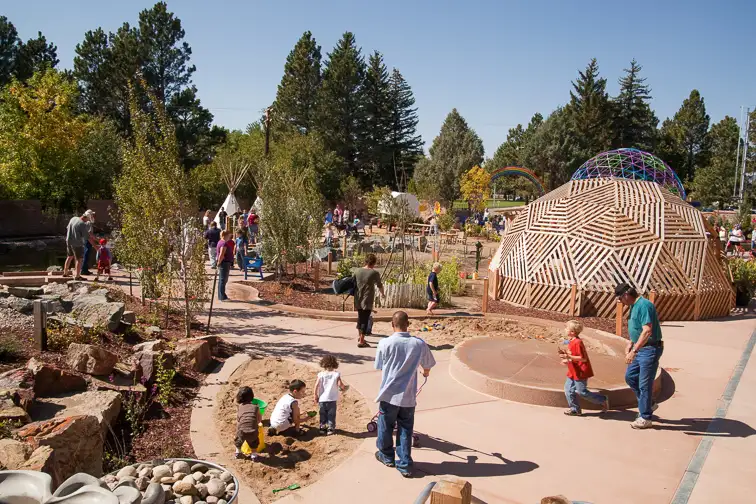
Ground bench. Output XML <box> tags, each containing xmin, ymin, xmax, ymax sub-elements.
<box><xmin>243</xmin><ymin>255</ymin><xmax>264</xmax><ymax>280</ymax></box>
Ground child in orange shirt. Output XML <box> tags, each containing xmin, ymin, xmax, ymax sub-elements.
<box><xmin>559</xmin><ymin>320</ymin><xmax>609</xmax><ymax>416</ymax></box>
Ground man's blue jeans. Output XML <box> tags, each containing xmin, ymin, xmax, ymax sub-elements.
<box><xmin>564</xmin><ymin>378</ymin><xmax>607</xmax><ymax>413</ymax></box>
<box><xmin>218</xmin><ymin>262</ymin><xmax>231</xmax><ymax>300</ymax></box>
<box><xmin>376</xmin><ymin>401</ymin><xmax>415</xmax><ymax>472</ymax></box>
<box><xmin>625</xmin><ymin>345</ymin><xmax>663</xmax><ymax>420</ymax></box>
<box><xmin>81</xmin><ymin>241</ymin><xmax>92</xmax><ymax>273</ymax></box>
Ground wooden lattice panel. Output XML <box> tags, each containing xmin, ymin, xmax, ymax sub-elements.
<box><xmin>489</xmin><ymin>178</ymin><xmax>733</xmax><ymax>321</ymax></box>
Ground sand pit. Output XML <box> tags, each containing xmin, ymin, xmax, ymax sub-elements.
<box><xmin>215</xmin><ymin>357</ymin><xmax>370</xmax><ymax>503</ymax></box>
<box><xmin>402</xmin><ymin>317</ymin><xmax>610</xmax><ymax>355</ymax></box>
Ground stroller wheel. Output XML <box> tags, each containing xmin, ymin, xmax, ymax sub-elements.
<box><xmin>367</xmin><ymin>421</ymin><xmax>377</xmax><ymax>433</ymax></box>
<box><xmin>412</xmin><ymin>434</ymin><xmax>420</xmax><ymax>447</ymax></box>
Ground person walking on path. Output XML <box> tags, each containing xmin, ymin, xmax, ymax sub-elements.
<box><xmin>63</xmin><ymin>212</ymin><xmax>98</xmax><ymax>279</ymax></box>
<box><xmin>374</xmin><ymin>311</ymin><xmax>436</xmax><ymax>478</ymax></box>
<box><xmin>80</xmin><ymin>209</ymin><xmax>97</xmax><ymax>276</ymax></box>
<box><xmin>559</xmin><ymin>320</ymin><xmax>609</xmax><ymax>416</ymax></box>
<box><xmin>616</xmin><ymin>282</ymin><xmax>663</xmax><ymax>429</ymax></box>
<box><xmin>204</xmin><ymin>221</ymin><xmax>221</xmax><ymax>269</ymax></box>
<box><xmin>426</xmin><ymin>262</ymin><xmax>441</xmax><ymax>315</ymax></box>
<box><xmin>203</xmin><ymin>210</ymin><xmax>211</xmax><ymax>229</ymax></box>
<box><xmin>218</xmin><ymin>206</ymin><xmax>228</xmax><ymax>231</ymax></box>
<box><xmin>216</xmin><ymin>230</ymin><xmax>235</xmax><ymax>301</ymax></box>
<box><xmin>353</xmin><ymin>253</ymin><xmax>385</xmax><ymax>348</ymax></box>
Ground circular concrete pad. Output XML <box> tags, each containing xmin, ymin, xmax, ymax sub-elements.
<box><xmin>450</xmin><ymin>333</ymin><xmax>662</xmax><ymax>408</ymax></box>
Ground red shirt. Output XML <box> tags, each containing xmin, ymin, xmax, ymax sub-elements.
<box><xmin>566</xmin><ymin>337</ymin><xmax>594</xmax><ymax>380</ymax></box>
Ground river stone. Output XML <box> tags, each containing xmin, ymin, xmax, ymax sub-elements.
<box><xmin>218</xmin><ymin>500</ymin><xmax>227</xmax><ymax>504</ymax></box>
<box><xmin>142</xmin><ymin>482</ymin><xmax>166</xmax><ymax>504</ymax></box>
<box><xmin>206</xmin><ymin>478</ymin><xmax>225</xmax><ymax>498</ymax></box>
<box><xmin>205</xmin><ymin>498</ymin><xmax>218</xmax><ymax>504</ymax></box>
<box><xmin>71</xmin><ymin>294</ymin><xmax>125</xmax><ymax>331</ymax></box>
<box><xmin>191</xmin><ymin>463</ymin><xmax>208</xmax><ymax>473</ymax></box>
<box><xmin>117</xmin><ymin>465</ymin><xmax>137</xmax><ymax>478</ymax></box>
<box><xmin>172</xmin><ymin>481</ymin><xmax>197</xmax><ymax>496</ymax></box>
<box><xmin>139</xmin><ymin>467</ymin><xmax>153</xmax><ymax>478</ymax></box>
<box><xmin>66</xmin><ymin>343</ymin><xmax>118</xmax><ymax>375</ymax></box>
<box><xmin>161</xmin><ymin>477</ymin><xmax>177</xmax><ymax>485</ymax></box>
<box><xmin>115</xmin><ymin>477</ymin><xmax>137</xmax><ymax>488</ymax></box>
<box><xmin>195</xmin><ymin>483</ymin><xmax>208</xmax><ymax>498</ymax></box>
<box><xmin>205</xmin><ymin>469</ymin><xmax>221</xmax><ymax>476</ymax></box>
<box><xmin>181</xmin><ymin>475</ymin><xmax>195</xmax><ymax>484</ymax></box>
<box><xmin>114</xmin><ymin>485</ymin><xmax>143</xmax><ymax>504</ymax></box>
<box><xmin>161</xmin><ymin>485</ymin><xmax>174</xmax><ymax>498</ymax></box>
<box><xmin>225</xmin><ymin>483</ymin><xmax>235</xmax><ymax>493</ymax></box>
<box><xmin>179</xmin><ymin>496</ymin><xmax>194</xmax><ymax>504</ymax></box>
<box><xmin>219</xmin><ymin>472</ymin><xmax>233</xmax><ymax>484</ymax></box>
<box><xmin>136</xmin><ymin>476</ymin><xmax>149</xmax><ymax>491</ymax></box>
<box><xmin>152</xmin><ymin>465</ymin><xmax>172</xmax><ymax>480</ymax></box>
<box><xmin>0</xmin><ymin>438</ymin><xmax>32</xmax><ymax>469</ymax></box>
<box><xmin>172</xmin><ymin>460</ymin><xmax>192</xmax><ymax>475</ymax></box>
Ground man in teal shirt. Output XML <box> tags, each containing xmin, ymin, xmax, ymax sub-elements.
<box><xmin>616</xmin><ymin>282</ymin><xmax>663</xmax><ymax>429</ymax></box>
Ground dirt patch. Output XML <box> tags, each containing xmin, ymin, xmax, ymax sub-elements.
<box><xmin>245</xmin><ymin>275</ymin><xmax>348</xmax><ymax>312</ymax></box>
<box><xmin>215</xmin><ymin>357</ymin><xmax>370</xmax><ymax>503</ymax></box>
<box><xmin>406</xmin><ymin>317</ymin><xmax>610</xmax><ymax>355</ymax></box>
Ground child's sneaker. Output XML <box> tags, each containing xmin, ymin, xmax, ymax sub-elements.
<box><xmin>327</xmin><ymin>429</ymin><xmax>336</xmax><ymax>436</ymax></box>
<box><xmin>234</xmin><ymin>452</ymin><xmax>246</xmax><ymax>460</ymax></box>
<box><xmin>267</xmin><ymin>427</ymin><xmax>277</xmax><ymax>437</ymax></box>
<box><xmin>319</xmin><ymin>425</ymin><xmax>327</xmax><ymax>435</ymax></box>
<box><xmin>631</xmin><ymin>417</ymin><xmax>653</xmax><ymax>429</ymax></box>
<box><xmin>107</xmin><ymin>276</ymin><xmax>113</xmax><ymax>282</ymax></box>
<box><xmin>601</xmin><ymin>397</ymin><xmax>610</xmax><ymax>413</ymax></box>
<box><xmin>563</xmin><ymin>409</ymin><xmax>582</xmax><ymax>416</ymax></box>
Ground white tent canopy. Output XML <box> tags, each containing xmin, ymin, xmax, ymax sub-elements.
<box><xmin>214</xmin><ymin>160</ymin><xmax>250</xmax><ymax>225</ymax></box>
<box><xmin>378</xmin><ymin>191</ymin><xmax>420</xmax><ymax>217</ymax></box>
<box><xmin>214</xmin><ymin>193</ymin><xmax>241</xmax><ymax>225</ymax></box>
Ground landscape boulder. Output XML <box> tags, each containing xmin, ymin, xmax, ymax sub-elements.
<box><xmin>0</xmin><ymin>394</ymin><xmax>31</xmax><ymax>424</ymax></box>
<box><xmin>67</xmin><ymin>343</ymin><xmax>118</xmax><ymax>376</ymax></box>
<box><xmin>0</xmin><ymin>295</ymin><xmax>33</xmax><ymax>315</ymax></box>
<box><xmin>134</xmin><ymin>350</ymin><xmax>176</xmax><ymax>382</ymax></box>
<box><xmin>18</xmin><ymin>445</ymin><xmax>62</xmax><ymax>489</ymax></box>
<box><xmin>42</xmin><ymin>282</ymin><xmax>73</xmax><ymax>299</ymax></box>
<box><xmin>7</xmin><ymin>286</ymin><xmax>43</xmax><ymax>299</ymax></box>
<box><xmin>145</xmin><ymin>326</ymin><xmax>162</xmax><ymax>337</ymax></box>
<box><xmin>0</xmin><ymin>438</ymin><xmax>32</xmax><ymax>469</ymax></box>
<box><xmin>133</xmin><ymin>340</ymin><xmax>168</xmax><ymax>353</ymax></box>
<box><xmin>27</xmin><ymin>357</ymin><xmax>87</xmax><ymax>397</ymax></box>
<box><xmin>46</xmin><ymin>390</ymin><xmax>122</xmax><ymax>436</ymax></box>
<box><xmin>71</xmin><ymin>294</ymin><xmax>125</xmax><ymax>331</ymax></box>
<box><xmin>18</xmin><ymin>414</ymin><xmax>103</xmax><ymax>480</ymax></box>
<box><xmin>36</xmin><ymin>294</ymin><xmax>68</xmax><ymax>314</ymax></box>
<box><xmin>0</xmin><ymin>367</ymin><xmax>35</xmax><ymax>410</ymax></box>
<box><xmin>122</xmin><ymin>311</ymin><xmax>137</xmax><ymax>324</ymax></box>
<box><xmin>175</xmin><ymin>340</ymin><xmax>212</xmax><ymax>372</ymax></box>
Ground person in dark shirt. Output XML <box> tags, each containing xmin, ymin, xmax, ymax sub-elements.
<box><xmin>426</xmin><ymin>262</ymin><xmax>441</xmax><ymax>315</ymax></box>
<box><xmin>217</xmin><ymin>230</ymin><xmax>235</xmax><ymax>301</ymax></box>
<box><xmin>204</xmin><ymin>221</ymin><xmax>221</xmax><ymax>269</ymax></box>
<box><xmin>353</xmin><ymin>254</ymin><xmax>385</xmax><ymax>348</ymax></box>
<box><xmin>234</xmin><ymin>386</ymin><xmax>261</xmax><ymax>460</ymax></box>
<box><xmin>218</xmin><ymin>206</ymin><xmax>228</xmax><ymax>231</ymax></box>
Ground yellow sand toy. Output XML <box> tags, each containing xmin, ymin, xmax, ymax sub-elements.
<box><xmin>241</xmin><ymin>423</ymin><xmax>266</xmax><ymax>456</ymax></box>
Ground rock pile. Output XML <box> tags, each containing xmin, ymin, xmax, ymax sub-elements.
<box><xmin>101</xmin><ymin>459</ymin><xmax>238</xmax><ymax>504</ymax></box>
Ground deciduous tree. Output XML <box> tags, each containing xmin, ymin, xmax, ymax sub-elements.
<box><xmin>460</xmin><ymin>165</ymin><xmax>491</xmax><ymax>212</ymax></box>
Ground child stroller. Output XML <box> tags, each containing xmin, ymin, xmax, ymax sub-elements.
<box><xmin>366</xmin><ymin>375</ymin><xmax>427</xmax><ymax>447</ymax></box>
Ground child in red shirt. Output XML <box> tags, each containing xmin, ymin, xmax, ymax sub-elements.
<box><xmin>559</xmin><ymin>320</ymin><xmax>609</xmax><ymax>416</ymax></box>
<box><xmin>95</xmin><ymin>238</ymin><xmax>113</xmax><ymax>282</ymax></box>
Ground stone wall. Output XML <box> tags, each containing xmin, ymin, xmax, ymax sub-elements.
<box><xmin>0</xmin><ymin>200</ymin><xmax>116</xmax><ymax>238</ymax></box>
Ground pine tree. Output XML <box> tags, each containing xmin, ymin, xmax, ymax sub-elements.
<box><xmin>0</xmin><ymin>17</ymin><xmax>57</xmax><ymax>85</ymax></box>
<box><xmin>168</xmin><ymin>86</ymin><xmax>228</xmax><ymax>170</ymax></box>
<box><xmin>568</xmin><ymin>58</ymin><xmax>613</xmax><ymax>160</ymax></box>
<box><xmin>613</xmin><ymin>59</ymin><xmax>658</xmax><ymax>151</ymax></box>
<box><xmin>273</xmin><ymin>31</ymin><xmax>322</xmax><ymax>135</ymax></box>
<box><xmin>691</xmin><ymin>116</ymin><xmax>739</xmax><ymax>207</ymax></box>
<box><xmin>361</xmin><ymin>51</ymin><xmax>392</xmax><ymax>186</ymax></box>
<box><xmin>0</xmin><ymin>16</ymin><xmax>20</xmax><ymax>87</ymax></box>
<box><xmin>386</xmin><ymin>68</ymin><xmax>423</xmax><ymax>189</ymax></box>
<box><xmin>414</xmin><ymin>108</ymin><xmax>484</xmax><ymax>204</ymax></box>
<box><xmin>316</xmin><ymin>32</ymin><xmax>366</xmax><ymax>180</ymax></box>
<box><xmin>657</xmin><ymin>90</ymin><xmax>710</xmax><ymax>182</ymax></box>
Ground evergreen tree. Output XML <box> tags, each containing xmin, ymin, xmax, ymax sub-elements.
<box><xmin>657</xmin><ymin>90</ymin><xmax>710</xmax><ymax>182</ymax></box>
<box><xmin>414</xmin><ymin>108</ymin><xmax>484</xmax><ymax>204</ymax></box>
<box><xmin>488</xmin><ymin>113</ymin><xmax>543</xmax><ymax>199</ymax></box>
<box><xmin>168</xmin><ymin>86</ymin><xmax>228</xmax><ymax>170</ymax></box>
<box><xmin>522</xmin><ymin>107</ymin><xmax>579</xmax><ymax>190</ymax></box>
<box><xmin>613</xmin><ymin>59</ymin><xmax>657</xmax><ymax>151</ymax></box>
<box><xmin>316</xmin><ymin>32</ymin><xmax>366</xmax><ymax>180</ymax></box>
<box><xmin>361</xmin><ymin>51</ymin><xmax>392</xmax><ymax>186</ymax></box>
<box><xmin>386</xmin><ymin>68</ymin><xmax>423</xmax><ymax>189</ymax></box>
<box><xmin>691</xmin><ymin>116</ymin><xmax>739</xmax><ymax>207</ymax></box>
<box><xmin>568</xmin><ymin>58</ymin><xmax>613</xmax><ymax>160</ymax></box>
<box><xmin>0</xmin><ymin>16</ymin><xmax>20</xmax><ymax>87</ymax></box>
<box><xmin>273</xmin><ymin>31</ymin><xmax>322</xmax><ymax>135</ymax></box>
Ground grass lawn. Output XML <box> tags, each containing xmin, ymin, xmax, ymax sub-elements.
<box><xmin>452</xmin><ymin>199</ymin><xmax>526</xmax><ymax>209</ymax></box>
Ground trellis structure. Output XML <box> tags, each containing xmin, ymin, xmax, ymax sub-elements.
<box><xmin>572</xmin><ymin>148</ymin><xmax>687</xmax><ymax>200</ymax></box>
<box><xmin>488</xmin><ymin>178</ymin><xmax>733</xmax><ymax>321</ymax></box>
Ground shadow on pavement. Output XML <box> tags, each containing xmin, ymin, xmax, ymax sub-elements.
<box><xmin>242</xmin><ymin>341</ymin><xmax>374</xmax><ymax>366</ymax></box>
<box><xmin>652</xmin><ymin>417</ymin><xmax>756</xmax><ymax>437</ymax></box>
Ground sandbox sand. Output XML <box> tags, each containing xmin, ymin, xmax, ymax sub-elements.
<box><xmin>215</xmin><ymin>357</ymin><xmax>370</xmax><ymax>503</ymax></box>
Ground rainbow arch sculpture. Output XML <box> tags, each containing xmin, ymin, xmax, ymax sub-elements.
<box><xmin>489</xmin><ymin>166</ymin><xmax>546</xmax><ymax>196</ymax></box>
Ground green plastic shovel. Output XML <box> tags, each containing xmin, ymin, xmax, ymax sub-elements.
<box><xmin>272</xmin><ymin>483</ymin><xmax>301</xmax><ymax>494</ymax></box>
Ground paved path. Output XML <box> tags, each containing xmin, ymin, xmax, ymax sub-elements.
<box><xmin>116</xmin><ymin>270</ymin><xmax>756</xmax><ymax>503</ymax></box>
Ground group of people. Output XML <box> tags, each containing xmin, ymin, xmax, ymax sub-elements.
<box><xmin>63</xmin><ymin>209</ymin><xmax>112</xmax><ymax>281</ymax></box>
<box><xmin>234</xmin><ymin>310</ymin><xmax>435</xmax><ymax>477</ymax></box>
<box><xmin>560</xmin><ymin>281</ymin><xmax>664</xmax><ymax>430</ymax></box>
<box><xmin>716</xmin><ymin>223</ymin><xmax>756</xmax><ymax>257</ymax></box>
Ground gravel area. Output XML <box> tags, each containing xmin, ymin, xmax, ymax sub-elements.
<box><xmin>0</xmin><ymin>306</ymin><xmax>33</xmax><ymax>332</ymax></box>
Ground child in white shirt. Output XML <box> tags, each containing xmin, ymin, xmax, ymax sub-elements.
<box><xmin>268</xmin><ymin>379</ymin><xmax>307</xmax><ymax>436</ymax></box>
<box><xmin>315</xmin><ymin>355</ymin><xmax>347</xmax><ymax>435</ymax></box>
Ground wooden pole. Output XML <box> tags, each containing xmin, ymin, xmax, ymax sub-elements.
<box><xmin>694</xmin><ymin>292</ymin><xmax>701</xmax><ymax>321</ymax></box>
<box><xmin>342</xmin><ymin>235</ymin><xmax>347</xmax><ymax>258</ymax></box>
<box><xmin>615</xmin><ymin>300</ymin><xmax>623</xmax><ymax>337</ymax></box>
<box><xmin>482</xmin><ymin>277</ymin><xmax>489</xmax><ymax>313</ymax></box>
<box><xmin>206</xmin><ymin>268</ymin><xmax>218</xmax><ymax>334</ymax></box>
<box><xmin>32</xmin><ymin>300</ymin><xmax>47</xmax><ymax>351</ymax></box>
<box><xmin>569</xmin><ymin>283</ymin><xmax>577</xmax><ymax>317</ymax></box>
<box><xmin>327</xmin><ymin>251</ymin><xmax>333</xmax><ymax>275</ymax></box>
<box><xmin>264</xmin><ymin>106</ymin><xmax>272</xmax><ymax>156</ymax></box>
<box><xmin>129</xmin><ymin>270</ymin><xmax>133</xmax><ymax>297</ymax></box>
<box><xmin>313</xmin><ymin>261</ymin><xmax>320</xmax><ymax>292</ymax></box>
<box><xmin>649</xmin><ymin>289</ymin><xmax>657</xmax><ymax>304</ymax></box>
<box><xmin>430</xmin><ymin>479</ymin><xmax>472</xmax><ymax>504</ymax></box>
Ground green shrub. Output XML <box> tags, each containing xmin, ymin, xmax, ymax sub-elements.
<box><xmin>0</xmin><ymin>338</ymin><xmax>21</xmax><ymax>362</ymax></box>
<box><xmin>46</xmin><ymin>323</ymin><xmax>99</xmax><ymax>352</ymax></box>
<box><xmin>729</xmin><ymin>258</ymin><xmax>756</xmax><ymax>298</ymax></box>
<box><xmin>337</xmin><ymin>254</ymin><xmax>365</xmax><ymax>279</ymax></box>
<box><xmin>0</xmin><ymin>419</ymin><xmax>21</xmax><ymax>440</ymax></box>
<box><xmin>409</xmin><ymin>257</ymin><xmax>464</xmax><ymax>306</ymax></box>
<box><xmin>437</xmin><ymin>213</ymin><xmax>454</xmax><ymax>231</ymax></box>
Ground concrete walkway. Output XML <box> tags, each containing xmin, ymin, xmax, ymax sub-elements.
<box><xmin>114</xmin><ymin>269</ymin><xmax>756</xmax><ymax>503</ymax></box>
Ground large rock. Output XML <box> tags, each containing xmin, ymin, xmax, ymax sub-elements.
<box><xmin>0</xmin><ymin>367</ymin><xmax>35</xmax><ymax>410</ymax></box>
<box><xmin>67</xmin><ymin>343</ymin><xmax>118</xmax><ymax>376</ymax></box>
<box><xmin>122</xmin><ymin>311</ymin><xmax>137</xmax><ymax>324</ymax></box>
<box><xmin>27</xmin><ymin>357</ymin><xmax>87</xmax><ymax>397</ymax></box>
<box><xmin>18</xmin><ymin>414</ymin><xmax>103</xmax><ymax>480</ymax></box>
<box><xmin>175</xmin><ymin>340</ymin><xmax>211</xmax><ymax>372</ymax></box>
<box><xmin>0</xmin><ymin>391</ymin><xmax>31</xmax><ymax>423</ymax></box>
<box><xmin>36</xmin><ymin>294</ymin><xmax>69</xmax><ymax>314</ymax></box>
<box><xmin>71</xmin><ymin>294</ymin><xmax>125</xmax><ymax>331</ymax></box>
<box><xmin>133</xmin><ymin>340</ymin><xmax>168</xmax><ymax>353</ymax></box>
<box><xmin>18</xmin><ymin>445</ymin><xmax>62</xmax><ymax>489</ymax></box>
<box><xmin>42</xmin><ymin>282</ymin><xmax>73</xmax><ymax>299</ymax></box>
<box><xmin>0</xmin><ymin>295</ymin><xmax>33</xmax><ymax>314</ymax></box>
<box><xmin>134</xmin><ymin>350</ymin><xmax>176</xmax><ymax>383</ymax></box>
<box><xmin>0</xmin><ymin>438</ymin><xmax>32</xmax><ymax>469</ymax></box>
<box><xmin>7</xmin><ymin>286</ymin><xmax>44</xmax><ymax>299</ymax></box>
<box><xmin>46</xmin><ymin>391</ymin><xmax>122</xmax><ymax>436</ymax></box>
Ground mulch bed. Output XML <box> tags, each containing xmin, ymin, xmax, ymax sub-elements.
<box><xmin>242</xmin><ymin>274</ymin><xmax>351</xmax><ymax>312</ymax></box>
<box><xmin>488</xmin><ymin>299</ymin><xmax>628</xmax><ymax>338</ymax></box>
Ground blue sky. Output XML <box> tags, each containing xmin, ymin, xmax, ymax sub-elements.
<box><xmin>5</xmin><ymin>0</ymin><xmax>754</xmax><ymax>155</ymax></box>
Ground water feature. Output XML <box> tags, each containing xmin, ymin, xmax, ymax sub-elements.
<box><xmin>0</xmin><ymin>238</ymin><xmax>68</xmax><ymax>272</ymax></box>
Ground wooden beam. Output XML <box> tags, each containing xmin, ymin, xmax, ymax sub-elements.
<box><xmin>482</xmin><ymin>278</ymin><xmax>489</xmax><ymax>313</ymax></box>
<box><xmin>327</xmin><ymin>251</ymin><xmax>333</xmax><ymax>275</ymax></box>
<box><xmin>694</xmin><ymin>292</ymin><xmax>701</xmax><ymax>321</ymax></box>
<box><xmin>615</xmin><ymin>300</ymin><xmax>623</xmax><ymax>337</ymax></box>
<box><xmin>32</xmin><ymin>300</ymin><xmax>47</xmax><ymax>351</ymax></box>
<box><xmin>430</xmin><ymin>479</ymin><xmax>472</xmax><ymax>504</ymax></box>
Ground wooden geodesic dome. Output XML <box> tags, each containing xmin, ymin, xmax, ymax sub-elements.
<box><xmin>489</xmin><ymin>178</ymin><xmax>733</xmax><ymax>321</ymax></box>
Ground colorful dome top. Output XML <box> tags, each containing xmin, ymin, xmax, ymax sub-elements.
<box><xmin>571</xmin><ymin>148</ymin><xmax>686</xmax><ymax>199</ymax></box>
